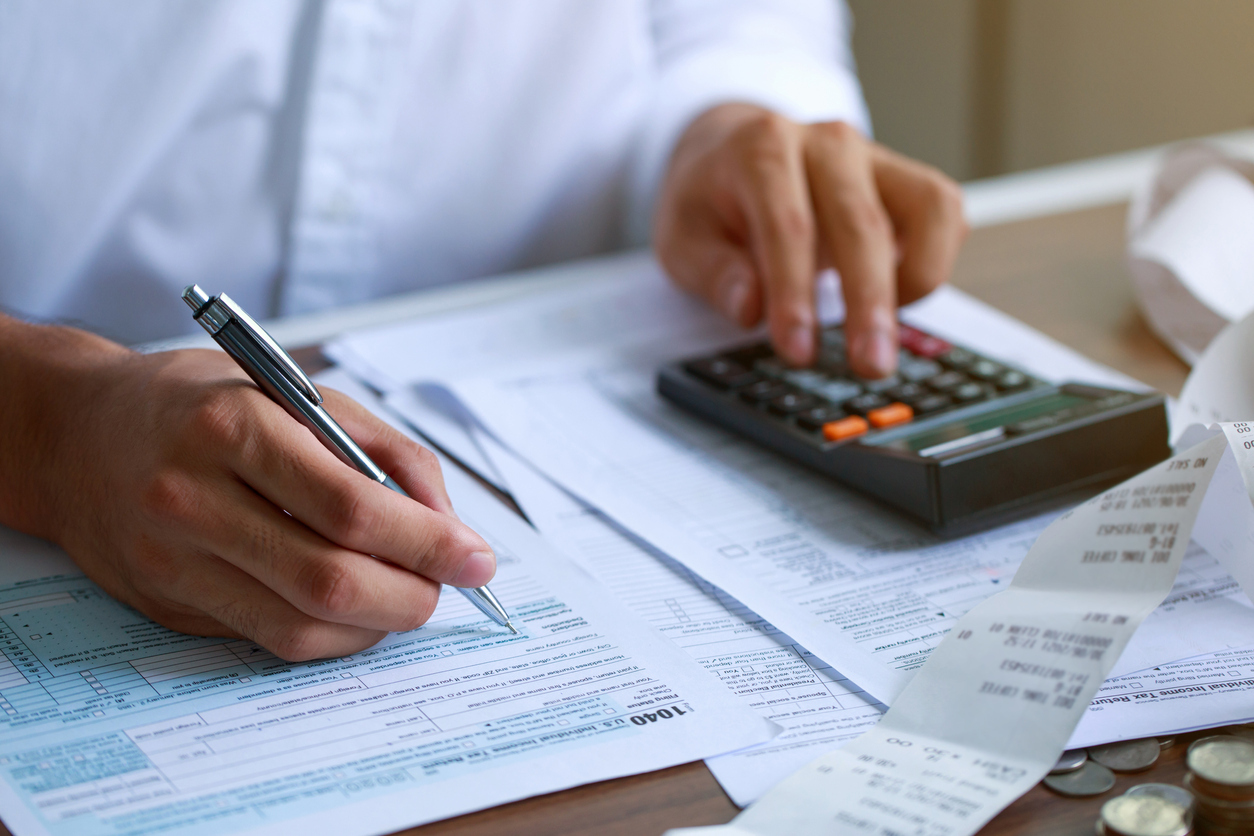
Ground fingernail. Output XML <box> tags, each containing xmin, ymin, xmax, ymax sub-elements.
<box><xmin>454</xmin><ymin>551</ymin><xmax>496</xmax><ymax>587</ymax></box>
<box><xmin>785</xmin><ymin>324</ymin><xmax>814</xmax><ymax>363</ymax></box>
<box><xmin>719</xmin><ymin>267</ymin><xmax>750</xmax><ymax>320</ymax></box>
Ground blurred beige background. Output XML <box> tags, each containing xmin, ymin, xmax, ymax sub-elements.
<box><xmin>847</xmin><ymin>0</ymin><xmax>1254</xmax><ymax>180</ymax></box>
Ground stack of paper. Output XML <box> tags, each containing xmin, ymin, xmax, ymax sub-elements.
<box><xmin>326</xmin><ymin>253</ymin><xmax>1254</xmax><ymax>807</ymax></box>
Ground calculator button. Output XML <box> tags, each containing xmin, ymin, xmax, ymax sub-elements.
<box><xmin>967</xmin><ymin>359</ymin><xmax>1004</xmax><ymax>381</ymax></box>
<box><xmin>768</xmin><ymin>392</ymin><xmax>819</xmax><ymax>415</ymax></box>
<box><xmin>899</xmin><ymin>358</ymin><xmax>943</xmax><ymax>382</ymax></box>
<box><xmin>939</xmin><ymin>348</ymin><xmax>977</xmax><ymax>371</ymax></box>
<box><xmin>843</xmin><ymin>393</ymin><xmax>891</xmax><ymax>415</ymax></box>
<box><xmin>858</xmin><ymin>374</ymin><xmax>901</xmax><ymax>394</ymax></box>
<box><xmin>797</xmin><ymin>406</ymin><xmax>845</xmax><ymax>431</ymax></box>
<box><xmin>725</xmin><ymin>344</ymin><xmax>773</xmax><ymax>366</ymax></box>
<box><xmin>782</xmin><ymin>369</ymin><xmax>829</xmax><ymax>390</ymax></box>
<box><xmin>816</xmin><ymin>356</ymin><xmax>850</xmax><ymax>378</ymax></box>
<box><xmin>995</xmin><ymin>370</ymin><xmax>1030</xmax><ymax>391</ymax></box>
<box><xmin>911</xmin><ymin>393</ymin><xmax>952</xmax><ymax>414</ymax></box>
<box><xmin>898</xmin><ymin>324</ymin><xmax>952</xmax><ymax>359</ymax></box>
<box><xmin>684</xmin><ymin>358</ymin><xmax>760</xmax><ymax>390</ymax></box>
<box><xmin>816</xmin><ymin>379</ymin><xmax>862</xmax><ymax>403</ymax></box>
<box><xmin>867</xmin><ymin>402</ymin><xmax>913</xmax><ymax>429</ymax></box>
<box><xmin>820</xmin><ymin>329</ymin><xmax>847</xmax><ymax>350</ymax></box>
<box><xmin>754</xmin><ymin>357</ymin><xmax>788</xmax><ymax>377</ymax></box>
<box><xmin>884</xmin><ymin>382</ymin><xmax>929</xmax><ymax>403</ymax></box>
<box><xmin>739</xmin><ymin>380</ymin><xmax>789</xmax><ymax>404</ymax></box>
<box><xmin>927</xmin><ymin>370</ymin><xmax>969</xmax><ymax>391</ymax></box>
<box><xmin>951</xmin><ymin>382</ymin><xmax>990</xmax><ymax>403</ymax></box>
<box><xmin>822</xmin><ymin>415</ymin><xmax>869</xmax><ymax>442</ymax></box>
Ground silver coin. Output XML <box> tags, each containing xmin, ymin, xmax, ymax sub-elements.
<box><xmin>1088</xmin><ymin>739</ymin><xmax>1160</xmax><ymax>773</ymax></box>
<box><xmin>1157</xmin><ymin>737</ymin><xmax>1176</xmax><ymax>750</ymax></box>
<box><xmin>1044</xmin><ymin>761</ymin><xmax>1117</xmax><ymax>797</ymax></box>
<box><xmin>1100</xmin><ymin>795</ymin><xmax>1190</xmax><ymax>836</ymax></box>
<box><xmin>1124</xmin><ymin>783</ymin><xmax>1195</xmax><ymax>814</ymax></box>
<box><xmin>1185</xmin><ymin>772</ymin><xmax>1254</xmax><ymax>812</ymax></box>
<box><xmin>1051</xmin><ymin>748</ymin><xmax>1089</xmax><ymax>774</ymax></box>
<box><xmin>1187</xmin><ymin>736</ymin><xmax>1254</xmax><ymax>786</ymax></box>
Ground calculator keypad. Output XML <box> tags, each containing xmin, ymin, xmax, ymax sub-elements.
<box><xmin>682</xmin><ymin>323</ymin><xmax>1043</xmax><ymax>443</ymax></box>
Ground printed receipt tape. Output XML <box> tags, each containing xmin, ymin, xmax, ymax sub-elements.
<box><xmin>669</xmin><ymin>424</ymin><xmax>1254</xmax><ymax>836</ymax></box>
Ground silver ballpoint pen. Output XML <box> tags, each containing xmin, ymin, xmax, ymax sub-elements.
<box><xmin>182</xmin><ymin>285</ymin><xmax>517</xmax><ymax>635</ymax></box>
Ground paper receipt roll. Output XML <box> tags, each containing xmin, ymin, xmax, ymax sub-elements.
<box><xmin>669</xmin><ymin>423</ymin><xmax>1254</xmax><ymax>836</ymax></box>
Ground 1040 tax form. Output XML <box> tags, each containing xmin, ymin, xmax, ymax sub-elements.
<box><xmin>0</xmin><ymin>462</ymin><xmax>772</xmax><ymax>836</ymax></box>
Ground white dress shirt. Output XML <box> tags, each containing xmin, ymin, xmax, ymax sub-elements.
<box><xmin>0</xmin><ymin>0</ymin><xmax>868</xmax><ymax>344</ymax></box>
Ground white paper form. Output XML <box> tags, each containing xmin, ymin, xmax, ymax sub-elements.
<box><xmin>468</xmin><ymin>414</ymin><xmax>1254</xmax><ymax>791</ymax></box>
<box><xmin>451</xmin><ymin>363</ymin><xmax>1254</xmax><ymax>702</ymax></box>
<box><xmin>321</xmin><ymin>366</ymin><xmax>885</xmax><ymax>806</ymax></box>
<box><xmin>324</xmin><ymin>254</ymin><xmax>747</xmax><ymax>489</ymax></box>
<box><xmin>1070</xmin><ymin>644</ymin><xmax>1254</xmax><ymax>748</ymax></box>
<box><xmin>670</xmin><ymin>428</ymin><xmax>1254</xmax><ymax>836</ymax></box>
<box><xmin>474</xmin><ymin>432</ymin><xmax>884</xmax><ymax>807</ymax></box>
<box><xmin>0</xmin><ymin>455</ymin><xmax>773</xmax><ymax>836</ymax></box>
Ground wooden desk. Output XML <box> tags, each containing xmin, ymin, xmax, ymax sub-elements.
<box><xmin>386</xmin><ymin>201</ymin><xmax>1206</xmax><ymax>836</ymax></box>
<box><xmin>951</xmin><ymin>202</ymin><xmax>1188</xmax><ymax>397</ymax></box>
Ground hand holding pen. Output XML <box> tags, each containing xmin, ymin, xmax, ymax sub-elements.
<box><xmin>183</xmin><ymin>285</ymin><xmax>515</xmax><ymax>635</ymax></box>
<box><xmin>0</xmin><ymin>289</ymin><xmax>509</xmax><ymax>663</ymax></box>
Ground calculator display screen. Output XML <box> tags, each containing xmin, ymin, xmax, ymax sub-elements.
<box><xmin>870</xmin><ymin>392</ymin><xmax>1090</xmax><ymax>455</ymax></box>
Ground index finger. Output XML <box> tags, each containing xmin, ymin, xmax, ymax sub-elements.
<box><xmin>731</xmin><ymin>113</ymin><xmax>819</xmax><ymax>365</ymax></box>
<box><xmin>321</xmin><ymin>387</ymin><xmax>456</xmax><ymax>516</ymax></box>
<box><xmin>804</xmin><ymin>122</ymin><xmax>898</xmax><ymax>379</ymax></box>
<box><xmin>202</xmin><ymin>389</ymin><xmax>497</xmax><ymax>588</ymax></box>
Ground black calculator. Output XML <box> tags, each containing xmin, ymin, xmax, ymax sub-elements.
<box><xmin>657</xmin><ymin>323</ymin><xmax>1170</xmax><ymax>535</ymax></box>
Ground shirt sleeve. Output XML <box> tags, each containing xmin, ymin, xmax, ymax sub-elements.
<box><xmin>630</xmin><ymin>0</ymin><xmax>871</xmax><ymax>242</ymax></box>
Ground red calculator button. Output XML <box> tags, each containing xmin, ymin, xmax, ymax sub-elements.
<box><xmin>823</xmin><ymin>416</ymin><xmax>869</xmax><ymax>441</ymax></box>
<box><xmin>898</xmin><ymin>324</ymin><xmax>952</xmax><ymax>359</ymax></box>
<box><xmin>868</xmin><ymin>402</ymin><xmax>914</xmax><ymax>429</ymax></box>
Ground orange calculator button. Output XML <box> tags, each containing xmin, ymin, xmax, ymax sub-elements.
<box><xmin>822</xmin><ymin>415</ymin><xmax>869</xmax><ymax>442</ymax></box>
<box><xmin>867</xmin><ymin>402</ymin><xmax>914</xmax><ymax>429</ymax></box>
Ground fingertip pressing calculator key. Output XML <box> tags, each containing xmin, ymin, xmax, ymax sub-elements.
<box><xmin>657</xmin><ymin>323</ymin><xmax>1170</xmax><ymax>535</ymax></box>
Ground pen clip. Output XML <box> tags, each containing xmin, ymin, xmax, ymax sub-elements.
<box><xmin>183</xmin><ymin>285</ymin><xmax>323</xmax><ymax>404</ymax></box>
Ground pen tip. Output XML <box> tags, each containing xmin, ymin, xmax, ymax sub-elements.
<box><xmin>507</xmin><ymin>621</ymin><xmax>519</xmax><ymax>635</ymax></box>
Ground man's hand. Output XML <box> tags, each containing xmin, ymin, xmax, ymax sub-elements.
<box><xmin>655</xmin><ymin>103</ymin><xmax>968</xmax><ymax>377</ymax></box>
<box><xmin>0</xmin><ymin>319</ymin><xmax>495</xmax><ymax>661</ymax></box>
